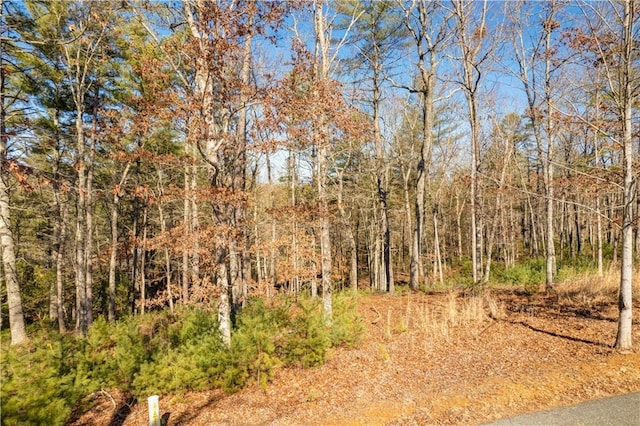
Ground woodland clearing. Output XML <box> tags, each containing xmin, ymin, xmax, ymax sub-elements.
<box><xmin>73</xmin><ymin>274</ymin><xmax>640</xmax><ymax>426</ymax></box>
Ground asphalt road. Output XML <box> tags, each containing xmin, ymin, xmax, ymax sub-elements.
<box><xmin>485</xmin><ymin>392</ymin><xmax>640</xmax><ymax>426</ymax></box>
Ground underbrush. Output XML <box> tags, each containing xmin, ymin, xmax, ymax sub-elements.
<box><xmin>489</xmin><ymin>259</ymin><xmax>546</xmax><ymax>294</ymax></box>
<box><xmin>0</xmin><ymin>293</ymin><xmax>362</xmax><ymax>426</ymax></box>
<box><xmin>556</xmin><ymin>269</ymin><xmax>640</xmax><ymax>308</ymax></box>
<box><xmin>378</xmin><ymin>290</ymin><xmax>506</xmax><ymax>345</ymax></box>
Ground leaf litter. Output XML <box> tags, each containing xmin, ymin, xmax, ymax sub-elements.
<box><xmin>72</xmin><ymin>286</ymin><xmax>640</xmax><ymax>425</ymax></box>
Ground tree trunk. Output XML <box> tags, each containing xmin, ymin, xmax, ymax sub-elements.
<box><xmin>217</xmin><ymin>259</ymin><xmax>231</xmax><ymax>346</ymax></box>
<box><xmin>55</xmin><ymin>201</ymin><xmax>68</xmax><ymax>333</ymax></box>
<box><xmin>453</xmin><ymin>0</ymin><xmax>488</xmax><ymax>284</ymax></box>
<box><xmin>46</xmin><ymin>104</ymin><xmax>67</xmax><ymax>332</ymax></box>
<box><xmin>0</xmin><ymin>176</ymin><xmax>26</xmax><ymax>344</ymax></box>
<box><xmin>139</xmin><ymin>201</ymin><xmax>148</xmax><ymax>315</ymax></box>
<box><xmin>157</xmin><ymin>170</ymin><xmax>174</xmax><ymax>313</ymax></box>
<box><xmin>230</xmin><ymin>19</ymin><xmax>253</xmax><ymax>309</ymax></box>
<box><xmin>402</xmin><ymin>0</ymin><xmax>444</xmax><ymax>291</ymax></box>
<box><xmin>318</xmin><ymin>145</ymin><xmax>332</xmax><ymax>321</ymax></box>
<box><xmin>84</xmin><ymin>107</ymin><xmax>98</xmax><ymax>326</ymax></box>
<box><xmin>182</xmin><ymin>158</ymin><xmax>191</xmax><ymax>304</ymax></box>
<box><xmin>108</xmin><ymin>163</ymin><xmax>131</xmax><ymax>322</ymax></box>
<box><xmin>372</xmin><ymin>52</ymin><xmax>392</xmax><ymax>293</ymax></box>
<box><xmin>594</xmin><ymin>91</ymin><xmax>604</xmax><ymax>277</ymax></box>
<box><xmin>614</xmin><ymin>0</ymin><xmax>634</xmax><ymax>352</ymax></box>
<box><xmin>289</xmin><ymin>150</ymin><xmax>299</xmax><ymax>294</ymax></box>
<box><xmin>314</xmin><ymin>0</ymin><xmax>333</xmax><ymax>321</ymax></box>
<box><xmin>74</xmin><ymin>108</ymin><xmax>89</xmax><ymax>335</ymax></box>
<box><xmin>336</xmin><ymin>169</ymin><xmax>358</xmax><ymax>293</ymax></box>
<box><xmin>433</xmin><ymin>209</ymin><xmax>444</xmax><ymax>285</ymax></box>
<box><xmin>484</xmin><ymin>123</ymin><xmax>513</xmax><ymax>282</ymax></box>
<box><xmin>108</xmin><ymin>193</ymin><xmax>120</xmax><ymax>322</ymax></box>
<box><xmin>402</xmin><ymin>167</ymin><xmax>414</xmax><ymax>276</ymax></box>
<box><xmin>266</xmin><ymin>152</ymin><xmax>277</xmax><ymax>296</ymax></box>
<box><xmin>543</xmin><ymin>20</ymin><xmax>557</xmax><ymax>292</ymax></box>
<box><xmin>0</xmin><ymin>67</ymin><xmax>27</xmax><ymax>343</ymax></box>
<box><xmin>411</xmin><ymin>64</ymin><xmax>435</xmax><ymax>291</ymax></box>
<box><xmin>455</xmin><ymin>194</ymin><xmax>464</xmax><ymax>262</ymax></box>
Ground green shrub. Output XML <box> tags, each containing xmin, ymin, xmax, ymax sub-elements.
<box><xmin>491</xmin><ymin>259</ymin><xmax>545</xmax><ymax>293</ymax></box>
<box><xmin>224</xmin><ymin>298</ymin><xmax>290</xmax><ymax>391</ymax></box>
<box><xmin>170</xmin><ymin>309</ymin><xmax>219</xmax><ymax>346</ymax></box>
<box><xmin>132</xmin><ymin>310</ymin><xmax>226</xmax><ymax>399</ymax></box>
<box><xmin>76</xmin><ymin>316</ymin><xmax>151</xmax><ymax>393</ymax></box>
<box><xmin>1</xmin><ymin>294</ymin><xmax>364</xmax><ymax>422</ymax></box>
<box><xmin>282</xmin><ymin>298</ymin><xmax>330</xmax><ymax>368</ymax></box>
<box><xmin>1</xmin><ymin>334</ymin><xmax>83</xmax><ymax>426</ymax></box>
<box><xmin>329</xmin><ymin>294</ymin><xmax>363</xmax><ymax>347</ymax></box>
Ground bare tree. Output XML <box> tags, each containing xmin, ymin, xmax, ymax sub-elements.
<box><xmin>506</xmin><ymin>0</ymin><xmax>563</xmax><ymax>292</ymax></box>
<box><xmin>451</xmin><ymin>0</ymin><xmax>490</xmax><ymax>284</ymax></box>
<box><xmin>400</xmin><ymin>0</ymin><xmax>451</xmax><ymax>290</ymax></box>
<box><xmin>314</xmin><ymin>0</ymin><xmax>334</xmax><ymax>321</ymax></box>
<box><xmin>612</xmin><ymin>0</ymin><xmax>636</xmax><ymax>352</ymax></box>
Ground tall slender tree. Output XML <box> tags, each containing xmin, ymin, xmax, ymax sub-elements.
<box><xmin>451</xmin><ymin>0</ymin><xmax>490</xmax><ymax>284</ymax></box>
<box><xmin>337</xmin><ymin>0</ymin><xmax>405</xmax><ymax>293</ymax></box>
<box><xmin>506</xmin><ymin>0</ymin><xmax>563</xmax><ymax>292</ymax></box>
<box><xmin>0</xmin><ymin>0</ymin><xmax>27</xmax><ymax>344</ymax></box>
<box><xmin>400</xmin><ymin>0</ymin><xmax>451</xmax><ymax>290</ymax></box>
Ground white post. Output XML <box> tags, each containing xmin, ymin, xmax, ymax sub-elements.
<box><xmin>148</xmin><ymin>395</ymin><xmax>161</xmax><ymax>426</ymax></box>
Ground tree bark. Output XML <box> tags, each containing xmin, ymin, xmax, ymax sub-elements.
<box><xmin>108</xmin><ymin>163</ymin><xmax>130</xmax><ymax>321</ymax></box>
<box><xmin>594</xmin><ymin>90</ymin><xmax>604</xmax><ymax>277</ymax></box>
<box><xmin>336</xmin><ymin>167</ymin><xmax>358</xmax><ymax>294</ymax></box>
<box><xmin>372</xmin><ymin>43</ymin><xmax>392</xmax><ymax>293</ymax></box>
<box><xmin>84</xmin><ymin>98</ymin><xmax>98</xmax><ymax>326</ymax></box>
<box><xmin>0</xmin><ymin>82</ymin><xmax>27</xmax><ymax>344</ymax></box>
<box><xmin>74</xmin><ymin>107</ymin><xmax>89</xmax><ymax>334</ymax></box>
<box><xmin>402</xmin><ymin>0</ymin><xmax>449</xmax><ymax>290</ymax></box>
<box><xmin>157</xmin><ymin>170</ymin><xmax>174</xmax><ymax>313</ymax></box>
<box><xmin>453</xmin><ymin>0</ymin><xmax>488</xmax><ymax>284</ymax></box>
<box><xmin>543</xmin><ymin>8</ymin><xmax>557</xmax><ymax>292</ymax></box>
<box><xmin>50</xmin><ymin>108</ymin><xmax>67</xmax><ymax>332</ymax></box>
<box><xmin>266</xmin><ymin>151</ymin><xmax>277</xmax><ymax>296</ymax></box>
<box><xmin>181</xmin><ymin>149</ymin><xmax>192</xmax><ymax>304</ymax></box>
<box><xmin>314</xmin><ymin>0</ymin><xmax>333</xmax><ymax>322</ymax></box>
<box><xmin>55</xmin><ymin>201</ymin><xmax>68</xmax><ymax>333</ymax></box>
<box><xmin>614</xmin><ymin>0</ymin><xmax>634</xmax><ymax>352</ymax></box>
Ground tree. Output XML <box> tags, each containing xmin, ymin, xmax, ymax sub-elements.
<box><xmin>614</xmin><ymin>3</ymin><xmax>636</xmax><ymax>349</ymax></box>
<box><xmin>506</xmin><ymin>0</ymin><xmax>564</xmax><ymax>292</ymax></box>
<box><xmin>483</xmin><ymin>112</ymin><xmax>527</xmax><ymax>281</ymax></box>
<box><xmin>400</xmin><ymin>0</ymin><xmax>452</xmax><ymax>290</ymax></box>
<box><xmin>451</xmin><ymin>0</ymin><xmax>490</xmax><ymax>284</ymax></box>
<box><xmin>35</xmin><ymin>0</ymin><xmax>116</xmax><ymax>335</ymax></box>
<box><xmin>9</xmin><ymin>3</ymin><xmax>74</xmax><ymax>331</ymax></box>
<box><xmin>0</xmin><ymin>0</ymin><xmax>27</xmax><ymax>344</ymax></box>
<box><xmin>164</xmin><ymin>0</ymin><xmax>286</xmax><ymax>343</ymax></box>
<box><xmin>566</xmin><ymin>0</ymin><xmax>638</xmax><ymax>351</ymax></box>
<box><xmin>337</xmin><ymin>0</ymin><xmax>406</xmax><ymax>293</ymax></box>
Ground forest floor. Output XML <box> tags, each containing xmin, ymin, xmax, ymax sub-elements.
<box><xmin>73</xmin><ymin>277</ymin><xmax>640</xmax><ymax>426</ymax></box>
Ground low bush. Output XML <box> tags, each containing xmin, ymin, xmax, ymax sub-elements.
<box><xmin>281</xmin><ymin>297</ymin><xmax>330</xmax><ymax>369</ymax></box>
<box><xmin>0</xmin><ymin>331</ymin><xmax>83</xmax><ymax>426</ymax></box>
<box><xmin>131</xmin><ymin>308</ymin><xmax>227</xmax><ymax>398</ymax></box>
<box><xmin>77</xmin><ymin>316</ymin><xmax>151</xmax><ymax>394</ymax></box>
<box><xmin>0</xmin><ymin>293</ymin><xmax>363</xmax><ymax>424</ymax></box>
<box><xmin>225</xmin><ymin>297</ymin><xmax>290</xmax><ymax>391</ymax></box>
<box><xmin>329</xmin><ymin>294</ymin><xmax>363</xmax><ymax>347</ymax></box>
<box><xmin>491</xmin><ymin>259</ymin><xmax>546</xmax><ymax>293</ymax></box>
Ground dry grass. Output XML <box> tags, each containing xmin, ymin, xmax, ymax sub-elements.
<box><xmin>556</xmin><ymin>269</ymin><xmax>640</xmax><ymax>309</ymax></box>
<box><xmin>389</xmin><ymin>291</ymin><xmax>506</xmax><ymax>342</ymax></box>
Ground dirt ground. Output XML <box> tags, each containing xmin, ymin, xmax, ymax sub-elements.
<box><xmin>73</xmin><ymin>284</ymin><xmax>640</xmax><ymax>425</ymax></box>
